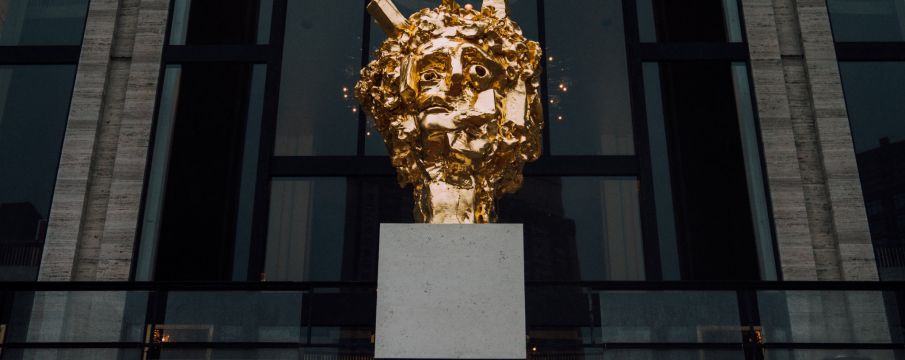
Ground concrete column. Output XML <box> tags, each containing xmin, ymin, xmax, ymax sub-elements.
<box><xmin>793</xmin><ymin>0</ymin><xmax>877</xmax><ymax>281</ymax></box>
<box><xmin>97</xmin><ymin>0</ymin><xmax>170</xmax><ymax>281</ymax></box>
<box><xmin>742</xmin><ymin>0</ymin><xmax>817</xmax><ymax>280</ymax></box>
<box><xmin>38</xmin><ymin>0</ymin><xmax>170</xmax><ymax>281</ymax></box>
<box><xmin>742</xmin><ymin>0</ymin><xmax>879</xmax><ymax>280</ymax></box>
<box><xmin>39</xmin><ymin>0</ymin><xmax>123</xmax><ymax>281</ymax></box>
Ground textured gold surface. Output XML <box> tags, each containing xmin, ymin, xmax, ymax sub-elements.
<box><xmin>356</xmin><ymin>0</ymin><xmax>543</xmax><ymax>224</ymax></box>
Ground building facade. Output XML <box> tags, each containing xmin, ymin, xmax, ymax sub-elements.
<box><xmin>0</xmin><ymin>0</ymin><xmax>904</xmax><ymax>359</ymax></box>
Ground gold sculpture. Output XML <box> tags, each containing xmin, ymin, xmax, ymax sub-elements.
<box><xmin>356</xmin><ymin>0</ymin><xmax>543</xmax><ymax>224</ymax></box>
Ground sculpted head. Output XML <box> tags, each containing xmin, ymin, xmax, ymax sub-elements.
<box><xmin>355</xmin><ymin>0</ymin><xmax>543</xmax><ymax>223</ymax></box>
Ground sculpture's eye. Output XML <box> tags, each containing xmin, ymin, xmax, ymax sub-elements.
<box><xmin>420</xmin><ymin>70</ymin><xmax>440</xmax><ymax>82</ymax></box>
<box><xmin>469</xmin><ymin>65</ymin><xmax>489</xmax><ymax>78</ymax></box>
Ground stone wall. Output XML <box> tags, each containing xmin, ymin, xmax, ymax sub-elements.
<box><xmin>38</xmin><ymin>0</ymin><xmax>170</xmax><ymax>281</ymax></box>
<box><xmin>742</xmin><ymin>0</ymin><xmax>878</xmax><ymax>281</ymax></box>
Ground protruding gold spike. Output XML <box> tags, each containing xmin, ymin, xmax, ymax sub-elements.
<box><xmin>442</xmin><ymin>0</ymin><xmax>460</xmax><ymax>10</ymax></box>
<box><xmin>367</xmin><ymin>0</ymin><xmax>409</xmax><ymax>35</ymax></box>
<box><xmin>481</xmin><ymin>0</ymin><xmax>509</xmax><ymax>19</ymax></box>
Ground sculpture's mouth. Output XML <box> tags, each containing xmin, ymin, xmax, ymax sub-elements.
<box><xmin>423</xmin><ymin>105</ymin><xmax>453</xmax><ymax>114</ymax></box>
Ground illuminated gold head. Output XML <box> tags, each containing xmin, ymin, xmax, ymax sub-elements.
<box><xmin>356</xmin><ymin>0</ymin><xmax>543</xmax><ymax>224</ymax></box>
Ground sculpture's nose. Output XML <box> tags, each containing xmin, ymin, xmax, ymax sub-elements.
<box><xmin>448</xmin><ymin>55</ymin><xmax>464</xmax><ymax>96</ymax></box>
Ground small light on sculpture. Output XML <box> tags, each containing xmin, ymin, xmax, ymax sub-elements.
<box><xmin>356</xmin><ymin>0</ymin><xmax>544</xmax><ymax>224</ymax></box>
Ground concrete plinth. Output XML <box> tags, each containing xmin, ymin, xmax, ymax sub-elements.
<box><xmin>376</xmin><ymin>224</ymin><xmax>526</xmax><ymax>360</ymax></box>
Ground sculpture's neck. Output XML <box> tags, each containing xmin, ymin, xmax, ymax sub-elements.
<box><xmin>422</xmin><ymin>180</ymin><xmax>477</xmax><ymax>224</ymax></box>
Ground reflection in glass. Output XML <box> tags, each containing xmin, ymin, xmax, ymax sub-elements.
<box><xmin>828</xmin><ymin>0</ymin><xmax>905</xmax><ymax>42</ymax></box>
<box><xmin>599</xmin><ymin>291</ymin><xmax>741</xmax><ymax>343</ymax></box>
<box><xmin>764</xmin><ymin>349</ymin><xmax>903</xmax><ymax>360</ymax></box>
<box><xmin>265</xmin><ymin>177</ymin><xmax>412</xmax><ymax>282</ymax></box>
<box><xmin>642</xmin><ymin>62</ymin><xmax>680</xmax><ymax>280</ymax></box>
<box><xmin>161</xmin><ymin>291</ymin><xmax>303</xmax><ymax>343</ymax></box>
<box><xmin>643</xmin><ymin>62</ymin><xmax>766</xmax><ymax>281</ymax></box>
<box><xmin>137</xmin><ymin>64</ymin><xmax>266</xmax><ymax>281</ymax></box>
<box><xmin>6</xmin><ymin>291</ymin><xmax>148</xmax><ymax>343</ymax></box>
<box><xmin>500</xmin><ymin>177</ymin><xmax>645</xmax><ymax>281</ymax></box>
<box><xmin>0</xmin><ymin>0</ymin><xmax>89</xmax><ymax>45</ymax></box>
<box><xmin>528</xmin><ymin>349</ymin><xmax>746</xmax><ymax>360</ymax></box>
<box><xmin>0</xmin><ymin>65</ymin><xmax>76</xmax><ymax>281</ymax></box>
<box><xmin>135</xmin><ymin>66</ymin><xmax>181</xmax><ymax>282</ymax></box>
<box><xmin>266</xmin><ymin>178</ymin><xmax>348</xmax><ymax>281</ymax></box>
<box><xmin>168</xmin><ymin>0</ymin><xmax>273</xmax><ymax>45</ymax></box>
<box><xmin>160</xmin><ymin>349</ymin><xmax>302</xmax><ymax>360</ymax></box>
<box><xmin>545</xmin><ymin>0</ymin><xmax>634</xmax><ymax>155</ymax></box>
<box><xmin>839</xmin><ymin>61</ymin><xmax>905</xmax><ymax>280</ymax></box>
<box><xmin>234</xmin><ymin>65</ymin><xmax>268</xmax><ymax>280</ymax></box>
<box><xmin>758</xmin><ymin>290</ymin><xmax>903</xmax><ymax>344</ymax></box>
<box><xmin>274</xmin><ymin>0</ymin><xmax>363</xmax><ymax>156</ymax></box>
<box><xmin>0</xmin><ymin>349</ymin><xmax>142</xmax><ymax>360</ymax></box>
<box><xmin>731</xmin><ymin>62</ymin><xmax>777</xmax><ymax>281</ymax></box>
<box><xmin>638</xmin><ymin>0</ymin><xmax>742</xmax><ymax>43</ymax></box>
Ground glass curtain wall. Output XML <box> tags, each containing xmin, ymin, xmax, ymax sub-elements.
<box><xmin>0</xmin><ymin>0</ymin><xmax>89</xmax><ymax>280</ymax></box>
<box><xmin>138</xmin><ymin>0</ymin><xmax>777</xmax><ymax>284</ymax></box>
<box><xmin>829</xmin><ymin>0</ymin><xmax>905</xmax><ymax>280</ymax></box>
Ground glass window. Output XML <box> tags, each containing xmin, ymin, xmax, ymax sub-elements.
<box><xmin>264</xmin><ymin>176</ymin><xmax>642</xmax><ymax>282</ymax></box>
<box><xmin>274</xmin><ymin>0</ymin><xmax>364</xmax><ymax>156</ymax></box>
<box><xmin>136</xmin><ymin>64</ymin><xmax>267</xmax><ymax>281</ymax></box>
<box><xmin>643</xmin><ymin>62</ymin><xmax>775</xmax><ymax>281</ymax></box>
<box><xmin>265</xmin><ymin>177</ymin><xmax>412</xmax><ymax>281</ymax></box>
<box><xmin>828</xmin><ymin>0</ymin><xmax>905</xmax><ymax>42</ymax></box>
<box><xmin>545</xmin><ymin>0</ymin><xmax>634</xmax><ymax>155</ymax></box>
<box><xmin>765</xmin><ymin>350</ymin><xmax>904</xmax><ymax>360</ymax></box>
<box><xmin>500</xmin><ymin>177</ymin><xmax>645</xmax><ymax>281</ymax></box>
<box><xmin>0</xmin><ymin>65</ymin><xmax>76</xmax><ymax>281</ymax></box>
<box><xmin>160</xmin><ymin>291</ymin><xmax>303</xmax><ymax>343</ymax></box>
<box><xmin>6</xmin><ymin>291</ymin><xmax>148</xmax><ymax>343</ymax></box>
<box><xmin>168</xmin><ymin>0</ymin><xmax>273</xmax><ymax>45</ymax></box>
<box><xmin>0</xmin><ymin>0</ymin><xmax>90</xmax><ymax>46</ymax></box>
<box><xmin>159</xmin><ymin>349</ymin><xmax>302</xmax><ymax>360</ymax></box>
<box><xmin>598</xmin><ymin>291</ymin><xmax>742</xmax><ymax>343</ymax></box>
<box><xmin>638</xmin><ymin>0</ymin><xmax>743</xmax><ymax>43</ymax></box>
<box><xmin>758</xmin><ymin>290</ymin><xmax>903</xmax><ymax>344</ymax></box>
<box><xmin>839</xmin><ymin>61</ymin><xmax>905</xmax><ymax>280</ymax></box>
<box><xmin>0</xmin><ymin>349</ymin><xmax>143</xmax><ymax>360</ymax></box>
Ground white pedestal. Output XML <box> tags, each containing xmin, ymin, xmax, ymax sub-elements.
<box><xmin>376</xmin><ymin>224</ymin><xmax>526</xmax><ymax>359</ymax></box>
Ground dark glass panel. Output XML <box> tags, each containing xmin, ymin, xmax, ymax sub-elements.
<box><xmin>0</xmin><ymin>65</ymin><xmax>76</xmax><ymax>281</ymax></box>
<box><xmin>161</xmin><ymin>291</ymin><xmax>303</xmax><ymax>343</ymax></box>
<box><xmin>139</xmin><ymin>64</ymin><xmax>265</xmax><ymax>281</ymax></box>
<box><xmin>265</xmin><ymin>177</ymin><xmax>412</xmax><ymax>281</ymax></box>
<box><xmin>274</xmin><ymin>0</ymin><xmax>363</xmax><ymax>156</ymax></box>
<box><xmin>169</xmin><ymin>0</ymin><xmax>272</xmax><ymax>45</ymax></box>
<box><xmin>765</xmin><ymin>350</ymin><xmax>903</xmax><ymax>360</ymax></box>
<box><xmin>364</xmin><ymin>0</ymin><xmax>539</xmax><ymax>155</ymax></box>
<box><xmin>500</xmin><ymin>177</ymin><xmax>645</xmax><ymax>281</ymax></box>
<box><xmin>0</xmin><ymin>349</ymin><xmax>143</xmax><ymax>360</ymax></box>
<box><xmin>758</xmin><ymin>290</ymin><xmax>904</xmax><ymax>344</ymax></box>
<box><xmin>523</xmin><ymin>348</ymin><xmax>745</xmax><ymax>360</ymax></box>
<box><xmin>839</xmin><ymin>61</ymin><xmax>905</xmax><ymax>280</ymax></box>
<box><xmin>264</xmin><ymin>176</ymin><xmax>641</xmax><ymax>282</ymax></box>
<box><xmin>545</xmin><ymin>0</ymin><xmax>634</xmax><ymax>155</ymax></box>
<box><xmin>828</xmin><ymin>0</ymin><xmax>905</xmax><ymax>42</ymax></box>
<box><xmin>638</xmin><ymin>0</ymin><xmax>742</xmax><ymax>43</ymax></box>
<box><xmin>159</xmin><ymin>349</ymin><xmax>301</xmax><ymax>360</ymax></box>
<box><xmin>647</xmin><ymin>62</ymin><xmax>762</xmax><ymax>281</ymax></box>
<box><xmin>7</xmin><ymin>291</ymin><xmax>148</xmax><ymax>342</ymax></box>
<box><xmin>0</xmin><ymin>0</ymin><xmax>89</xmax><ymax>45</ymax></box>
